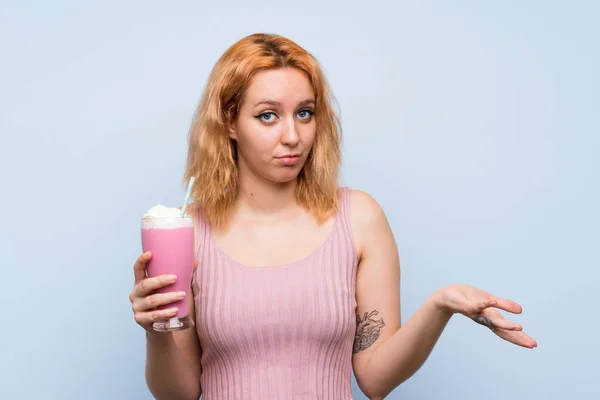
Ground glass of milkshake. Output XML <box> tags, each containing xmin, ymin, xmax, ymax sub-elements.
<box><xmin>141</xmin><ymin>205</ymin><xmax>195</xmax><ymax>331</ymax></box>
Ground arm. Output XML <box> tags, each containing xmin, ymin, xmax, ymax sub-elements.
<box><xmin>350</xmin><ymin>190</ymin><xmax>451</xmax><ymax>400</ymax></box>
<box><xmin>146</xmin><ymin>289</ymin><xmax>203</xmax><ymax>400</ymax></box>
<box><xmin>350</xmin><ymin>191</ymin><xmax>536</xmax><ymax>400</ymax></box>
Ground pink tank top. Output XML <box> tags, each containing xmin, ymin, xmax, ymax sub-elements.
<box><xmin>191</xmin><ymin>187</ymin><xmax>358</xmax><ymax>399</ymax></box>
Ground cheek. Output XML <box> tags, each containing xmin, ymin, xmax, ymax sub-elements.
<box><xmin>301</xmin><ymin>122</ymin><xmax>317</xmax><ymax>146</ymax></box>
<box><xmin>236</xmin><ymin>124</ymin><xmax>278</xmax><ymax>154</ymax></box>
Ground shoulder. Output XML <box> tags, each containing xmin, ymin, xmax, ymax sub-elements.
<box><xmin>344</xmin><ymin>188</ymin><xmax>388</xmax><ymax>230</ymax></box>
<box><xmin>344</xmin><ymin>188</ymin><xmax>392</xmax><ymax>257</ymax></box>
<box><xmin>347</xmin><ymin>189</ymin><xmax>385</xmax><ymax>221</ymax></box>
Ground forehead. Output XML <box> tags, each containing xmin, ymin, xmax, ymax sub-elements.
<box><xmin>243</xmin><ymin>68</ymin><xmax>314</xmax><ymax>106</ymax></box>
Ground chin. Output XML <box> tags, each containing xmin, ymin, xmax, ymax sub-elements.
<box><xmin>272</xmin><ymin>173</ymin><xmax>301</xmax><ymax>184</ymax></box>
<box><xmin>269</xmin><ymin>167</ymin><xmax>303</xmax><ymax>184</ymax></box>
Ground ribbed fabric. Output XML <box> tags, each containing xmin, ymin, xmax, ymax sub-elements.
<box><xmin>191</xmin><ymin>187</ymin><xmax>358</xmax><ymax>400</ymax></box>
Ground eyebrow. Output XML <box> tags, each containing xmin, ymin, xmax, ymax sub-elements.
<box><xmin>253</xmin><ymin>99</ymin><xmax>315</xmax><ymax>108</ymax></box>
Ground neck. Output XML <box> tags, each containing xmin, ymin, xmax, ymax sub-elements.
<box><xmin>235</xmin><ymin>165</ymin><xmax>299</xmax><ymax>218</ymax></box>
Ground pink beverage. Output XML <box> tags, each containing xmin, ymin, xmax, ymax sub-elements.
<box><xmin>141</xmin><ymin>208</ymin><xmax>195</xmax><ymax>331</ymax></box>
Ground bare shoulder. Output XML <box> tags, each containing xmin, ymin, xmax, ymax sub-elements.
<box><xmin>348</xmin><ymin>189</ymin><xmax>386</xmax><ymax>220</ymax></box>
<box><xmin>347</xmin><ymin>189</ymin><xmax>392</xmax><ymax>258</ymax></box>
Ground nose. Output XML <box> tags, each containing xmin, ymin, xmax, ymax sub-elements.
<box><xmin>280</xmin><ymin>118</ymin><xmax>300</xmax><ymax>147</ymax></box>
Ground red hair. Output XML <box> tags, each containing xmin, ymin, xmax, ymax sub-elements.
<box><xmin>184</xmin><ymin>33</ymin><xmax>342</xmax><ymax>227</ymax></box>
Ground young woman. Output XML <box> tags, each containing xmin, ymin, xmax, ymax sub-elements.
<box><xmin>129</xmin><ymin>33</ymin><xmax>537</xmax><ymax>400</ymax></box>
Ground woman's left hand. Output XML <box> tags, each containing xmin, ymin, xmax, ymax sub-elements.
<box><xmin>432</xmin><ymin>284</ymin><xmax>538</xmax><ymax>349</ymax></box>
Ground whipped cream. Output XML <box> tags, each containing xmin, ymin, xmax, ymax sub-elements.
<box><xmin>142</xmin><ymin>205</ymin><xmax>193</xmax><ymax>229</ymax></box>
<box><xmin>144</xmin><ymin>205</ymin><xmax>183</xmax><ymax>219</ymax></box>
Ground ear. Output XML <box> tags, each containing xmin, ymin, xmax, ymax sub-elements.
<box><xmin>227</xmin><ymin>121</ymin><xmax>237</xmax><ymax>140</ymax></box>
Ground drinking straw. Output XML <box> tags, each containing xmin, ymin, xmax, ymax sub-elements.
<box><xmin>180</xmin><ymin>177</ymin><xmax>195</xmax><ymax>217</ymax></box>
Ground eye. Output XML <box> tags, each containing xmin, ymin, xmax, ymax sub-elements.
<box><xmin>297</xmin><ymin>109</ymin><xmax>314</xmax><ymax>120</ymax></box>
<box><xmin>255</xmin><ymin>112</ymin><xmax>277</xmax><ymax>123</ymax></box>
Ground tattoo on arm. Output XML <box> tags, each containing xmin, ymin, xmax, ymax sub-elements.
<box><xmin>353</xmin><ymin>310</ymin><xmax>386</xmax><ymax>354</ymax></box>
<box><xmin>472</xmin><ymin>314</ymin><xmax>496</xmax><ymax>331</ymax></box>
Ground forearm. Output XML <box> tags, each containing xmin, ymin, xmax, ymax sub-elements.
<box><xmin>362</xmin><ymin>296</ymin><xmax>452</xmax><ymax>398</ymax></box>
<box><xmin>146</xmin><ymin>332</ymin><xmax>201</xmax><ymax>400</ymax></box>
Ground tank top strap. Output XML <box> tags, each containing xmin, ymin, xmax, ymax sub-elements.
<box><xmin>192</xmin><ymin>207</ymin><xmax>209</xmax><ymax>294</ymax></box>
<box><xmin>338</xmin><ymin>186</ymin><xmax>351</xmax><ymax>221</ymax></box>
<box><xmin>194</xmin><ymin>207</ymin><xmax>208</xmax><ymax>256</ymax></box>
<box><xmin>336</xmin><ymin>186</ymin><xmax>357</xmax><ymax>259</ymax></box>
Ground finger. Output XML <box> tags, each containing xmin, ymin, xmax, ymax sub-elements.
<box><xmin>476</xmin><ymin>296</ymin><xmax>499</xmax><ymax>312</ymax></box>
<box><xmin>490</xmin><ymin>298</ymin><xmax>523</xmax><ymax>314</ymax></box>
<box><xmin>471</xmin><ymin>314</ymin><xmax>496</xmax><ymax>330</ymax></box>
<box><xmin>493</xmin><ymin>328</ymin><xmax>538</xmax><ymax>349</ymax></box>
<box><xmin>487</xmin><ymin>317</ymin><xmax>522</xmax><ymax>331</ymax></box>
<box><xmin>133</xmin><ymin>252</ymin><xmax>152</xmax><ymax>283</ymax></box>
<box><xmin>475</xmin><ymin>309</ymin><xmax>522</xmax><ymax>331</ymax></box>
<box><xmin>134</xmin><ymin>291</ymin><xmax>186</xmax><ymax>313</ymax></box>
<box><xmin>136</xmin><ymin>274</ymin><xmax>177</xmax><ymax>297</ymax></box>
<box><xmin>461</xmin><ymin>296</ymin><xmax>497</xmax><ymax>315</ymax></box>
<box><xmin>472</xmin><ymin>296</ymin><xmax>522</xmax><ymax>315</ymax></box>
<box><xmin>135</xmin><ymin>307</ymin><xmax>179</xmax><ymax>326</ymax></box>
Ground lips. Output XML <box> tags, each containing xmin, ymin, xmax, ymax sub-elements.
<box><xmin>276</xmin><ymin>154</ymin><xmax>301</xmax><ymax>166</ymax></box>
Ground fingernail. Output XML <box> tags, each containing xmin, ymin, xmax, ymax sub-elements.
<box><xmin>177</xmin><ymin>291</ymin><xmax>186</xmax><ymax>298</ymax></box>
<box><xmin>168</xmin><ymin>274</ymin><xmax>177</xmax><ymax>281</ymax></box>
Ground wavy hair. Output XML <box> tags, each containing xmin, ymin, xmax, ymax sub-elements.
<box><xmin>183</xmin><ymin>33</ymin><xmax>342</xmax><ymax>227</ymax></box>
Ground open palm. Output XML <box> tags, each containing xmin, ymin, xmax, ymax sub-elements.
<box><xmin>435</xmin><ymin>284</ymin><xmax>538</xmax><ymax>349</ymax></box>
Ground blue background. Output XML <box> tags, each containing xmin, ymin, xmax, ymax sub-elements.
<box><xmin>1</xmin><ymin>1</ymin><xmax>598</xmax><ymax>398</ymax></box>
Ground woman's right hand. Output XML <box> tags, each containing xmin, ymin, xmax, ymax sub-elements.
<box><xmin>129</xmin><ymin>251</ymin><xmax>185</xmax><ymax>332</ymax></box>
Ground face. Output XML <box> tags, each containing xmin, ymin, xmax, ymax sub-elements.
<box><xmin>228</xmin><ymin>68</ymin><xmax>317</xmax><ymax>184</ymax></box>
